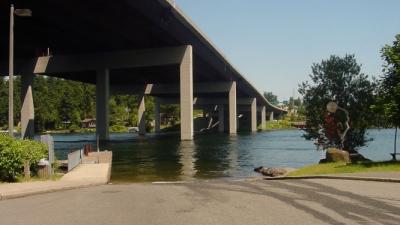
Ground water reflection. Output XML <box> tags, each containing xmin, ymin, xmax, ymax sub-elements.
<box><xmin>178</xmin><ymin>140</ymin><xmax>196</xmax><ymax>180</ymax></box>
<box><xmin>108</xmin><ymin>134</ymin><xmax>183</xmax><ymax>182</ymax></box>
<box><xmin>227</xmin><ymin>135</ymin><xmax>239</xmax><ymax>176</ymax></box>
<box><xmin>192</xmin><ymin>134</ymin><xmax>232</xmax><ymax>179</ymax></box>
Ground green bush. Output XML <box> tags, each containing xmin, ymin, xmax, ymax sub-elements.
<box><xmin>266</xmin><ymin>120</ymin><xmax>293</xmax><ymax>130</ymax></box>
<box><xmin>0</xmin><ymin>135</ymin><xmax>48</xmax><ymax>182</ymax></box>
<box><xmin>110</xmin><ymin>125</ymin><xmax>128</xmax><ymax>133</ymax></box>
<box><xmin>69</xmin><ymin>124</ymin><xmax>81</xmax><ymax>133</ymax></box>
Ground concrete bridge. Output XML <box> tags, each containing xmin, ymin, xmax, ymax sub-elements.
<box><xmin>0</xmin><ymin>0</ymin><xmax>285</xmax><ymax>141</ymax></box>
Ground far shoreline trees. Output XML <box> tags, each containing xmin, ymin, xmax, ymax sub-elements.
<box><xmin>0</xmin><ymin>77</ymin><xmax>157</xmax><ymax>132</ymax></box>
<box><xmin>263</xmin><ymin>91</ymin><xmax>279</xmax><ymax>106</ymax></box>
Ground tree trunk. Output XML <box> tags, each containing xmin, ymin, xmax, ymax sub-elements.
<box><xmin>23</xmin><ymin>160</ymin><xmax>30</xmax><ymax>179</ymax></box>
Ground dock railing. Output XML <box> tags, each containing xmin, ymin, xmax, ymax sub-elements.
<box><xmin>67</xmin><ymin>149</ymin><xmax>83</xmax><ymax>172</ymax></box>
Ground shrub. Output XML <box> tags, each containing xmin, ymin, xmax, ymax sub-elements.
<box><xmin>0</xmin><ymin>135</ymin><xmax>47</xmax><ymax>182</ymax></box>
<box><xmin>69</xmin><ymin>124</ymin><xmax>81</xmax><ymax>133</ymax></box>
<box><xmin>266</xmin><ymin>120</ymin><xmax>293</xmax><ymax>130</ymax></box>
<box><xmin>110</xmin><ymin>125</ymin><xmax>128</xmax><ymax>133</ymax></box>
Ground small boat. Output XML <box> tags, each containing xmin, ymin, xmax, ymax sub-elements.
<box><xmin>128</xmin><ymin>127</ymin><xmax>139</xmax><ymax>133</ymax></box>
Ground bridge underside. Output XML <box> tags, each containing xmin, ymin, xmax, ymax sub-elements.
<box><xmin>0</xmin><ymin>0</ymin><xmax>285</xmax><ymax>140</ymax></box>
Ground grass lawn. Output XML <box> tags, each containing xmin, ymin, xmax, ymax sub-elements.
<box><xmin>264</xmin><ymin>120</ymin><xmax>295</xmax><ymax>130</ymax></box>
<box><xmin>288</xmin><ymin>161</ymin><xmax>400</xmax><ymax>176</ymax></box>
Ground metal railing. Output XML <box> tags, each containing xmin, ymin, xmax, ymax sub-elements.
<box><xmin>67</xmin><ymin>149</ymin><xmax>83</xmax><ymax>172</ymax></box>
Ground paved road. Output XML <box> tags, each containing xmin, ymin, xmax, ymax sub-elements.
<box><xmin>0</xmin><ymin>179</ymin><xmax>399</xmax><ymax>225</ymax></box>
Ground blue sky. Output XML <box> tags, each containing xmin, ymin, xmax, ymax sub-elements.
<box><xmin>175</xmin><ymin>0</ymin><xmax>400</xmax><ymax>101</ymax></box>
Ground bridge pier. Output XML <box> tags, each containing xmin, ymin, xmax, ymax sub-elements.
<box><xmin>21</xmin><ymin>74</ymin><xmax>35</xmax><ymax>139</ymax></box>
<box><xmin>138</xmin><ymin>93</ymin><xmax>146</xmax><ymax>135</ymax></box>
<box><xmin>251</xmin><ymin>98</ymin><xmax>257</xmax><ymax>132</ymax></box>
<box><xmin>270</xmin><ymin>111</ymin><xmax>274</xmax><ymax>121</ymax></box>
<box><xmin>261</xmin><ymin>106</ymin><xmax>266</xmax><ymax>130</ymax></box>
<box><xmin>154</xmin><ymin>98</ymin><xmax>161</xmax><ymax>133</ymax></box>
<box><xmin>180</xmin><ymin>46</ymin><xmax>194</xmax><ymax>140</ymax></box>
<box><xmin>96</xmin><ymin>68</ymin><xmax>110</xmax><ymax>142</ymax></box>
<box><xmin>229</xmin><ymin>81</ymin><xmax>237</xmax><ymax>134</ymax></box>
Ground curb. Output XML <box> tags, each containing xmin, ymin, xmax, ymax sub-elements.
<box><xmin>264</xmin><ymin>175</ymin><xmax>400</xmax><ymax>183</ymax></box>
<box><xmin>0</xmin><ymin>182</ymin><xmax>107</xmax><ymax>201</ymax></box>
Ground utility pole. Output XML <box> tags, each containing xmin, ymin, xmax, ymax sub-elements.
<box><xmin>9</xmin><ymin>5</ymin><xmax>14</xmax><ymax>137</ymax></box>
<box><xmin>8</xmin><ymin>5</ymin><xmax>32</xmax><ymax>137</ymax></box>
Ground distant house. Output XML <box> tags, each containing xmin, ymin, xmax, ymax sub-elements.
<box><xmin>81</xmin><ymin>118</ymin><xmax>96</xmax><ymax>128</ymax></box>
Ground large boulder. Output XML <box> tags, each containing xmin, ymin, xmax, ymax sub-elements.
<box><xmin>254</xmin><ymin>167</ymin><xmax>287</xmax><ymax>177</ymax></box>
<box><xmin>323</xmin><ymin>148</ymin><xmax>351</xmax><ymax>163</ymax></box>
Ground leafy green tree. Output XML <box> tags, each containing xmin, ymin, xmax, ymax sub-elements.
<box><xmin>263</xmin><ymin>92</ymin><xmax>279</xmax><ymax>106</ymax></box>
<box><xmin>58</xmin><ymin>80</ymin><xmax>85</xmax><ymax>127</ymax></box>
<box><xmin>299</xmin><ymin>55</ymin><xmax>376</xmax><ymax>152</ymax></box>
<box><xmin>374</xmin><ymin>34</ymin><xmax>400</xmax><ymax>156</ymax></box>
<box><xmin>0</xmin><ymin>78</ymin><xmax>7</xmax><ymax>127</ymax></box>
<box><xmin>162</xmin><ymin>104</ymin><xmax>180</xmax><ymax>126</ymax></box>
<box><xmin>81</xmin><ymin>83</ymin><xmax>96</xmax><ymax>119</ymax></box>
<box><xmin>33</xmin><ymin>76</ymin><xmax>60</xmax><ymax>131</ymax></box>
<box><xmin>109</xmin><ymin>97</ymin><xmax>128</xmax><ymax>126</ymax></box>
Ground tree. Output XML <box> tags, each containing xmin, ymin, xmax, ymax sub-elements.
<box><xmin>375</xmin><ymin>34</ymin><xmax>400</xmax><ymax>157</ymax></box>
<box><xmin>299</xmin><ymin>54</ymin><xmax>375</xmax><ymax>153</ymax></box>
<box><xmin>0</xmin><ymin>78</ymin><xmax>7</xmax><ymax>127</ymax></box>
<box><xmin>81</xmin><ymin>83</ymin><xmax>96</xmax><ymax>119</ymax></box>
<box><xmin>287</xmin><ymin>97</ymin><xmax>302</xmax><ymax>110</ymax></box>
<box><xmin>263</xmin><ymin>92</ymin><xmax>279</xmax><ymax>106</ymax></box>
<box><xmin>109</xmin><ymin>97</ymin><xmax>129</xmax><ymax>126</ymax></box>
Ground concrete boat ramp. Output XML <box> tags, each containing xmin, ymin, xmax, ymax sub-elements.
<box><xmin>0</xmin><ymin>152</ymin><xmax>112</xmax><ymax>200</ymax></box>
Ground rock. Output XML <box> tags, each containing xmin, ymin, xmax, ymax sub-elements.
<box><xmin>349</xmin><ymin>153</ymin><xmax>371</xmax><ymax>163</ymax></box>
<box><xmin>254</xmin><ymin>166</ymin><xmax>287</xmax><ymax>177</ymax></box>
<box><xmin>323</xmin><ymin>148</ymin><xmax>351</xmax><ymax>163</ymax></box>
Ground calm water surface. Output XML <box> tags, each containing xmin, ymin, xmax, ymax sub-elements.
<box><xmin>50</xmin><ymin>129</ymin><xmax>398</xmax><ymax>182</ymax></box>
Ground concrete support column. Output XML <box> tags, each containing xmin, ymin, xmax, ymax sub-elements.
<box><xmin>180</xmin><ymin>45</ymin><xmax>193</xmax><ymax>140</ymax></box>
<box><xmin>261</xmin><ymin>106</ymin><xmax>266</xmax><ymax>130</ymax></box>
<box><xmin>138</xmin><ymin>94</ymin><xmax>146</xmax><ymax>135</ymax></box>
<box><xmin>21</xmin><ymin>74</ymin><xmax>35</xmax><ymax>139</ymax></box>
<box><xmin>154</xmin><ymin>98</ymin><xmax>161</xmax><ymax>133</ymax></box>
<box><xmin>251</xmin><ymin>98</ymin><xmax>257</xmax><ymax>132</ymax></box>
<box><xmin>229</xmin><ymin>81</ymin><xmax>237</xmax><ymax>134</ymax></box>
<box><xmin>270</xmin><ymin>111</ymin><xmax>274</xmax><ymax>121</ymax></box>
<box><xmin>218</xmin><ymin>104</ymin><xmax>224</xmax><ymax>132</ymax></box>
<box><xmin>96</xmin><ymin>68</ymin><xmax>110</xmax><ymax>141</ymax></box>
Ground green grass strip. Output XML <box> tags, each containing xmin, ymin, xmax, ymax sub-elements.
<box><xmin>288</xmin><ymin>161</ymin><xmax>400</xmax><ymax>176</ymax></box>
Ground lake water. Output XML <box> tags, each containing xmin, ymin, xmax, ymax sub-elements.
<box><xmin>50</xmin><ymin>129</ymin><xmax>398</xmax><ymax>182</ymax></box>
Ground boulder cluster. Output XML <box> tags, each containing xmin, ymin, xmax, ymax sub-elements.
<box><xmin>254</xmin><ymin>167</ymin><xmax>287</xmax><ymax>177</ymax></box>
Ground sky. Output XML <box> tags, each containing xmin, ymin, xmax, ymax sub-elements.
<box><xmin>174</xmin><ymin>0</ymin><xmax>400</xmax><ymax>101</ymax></box>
